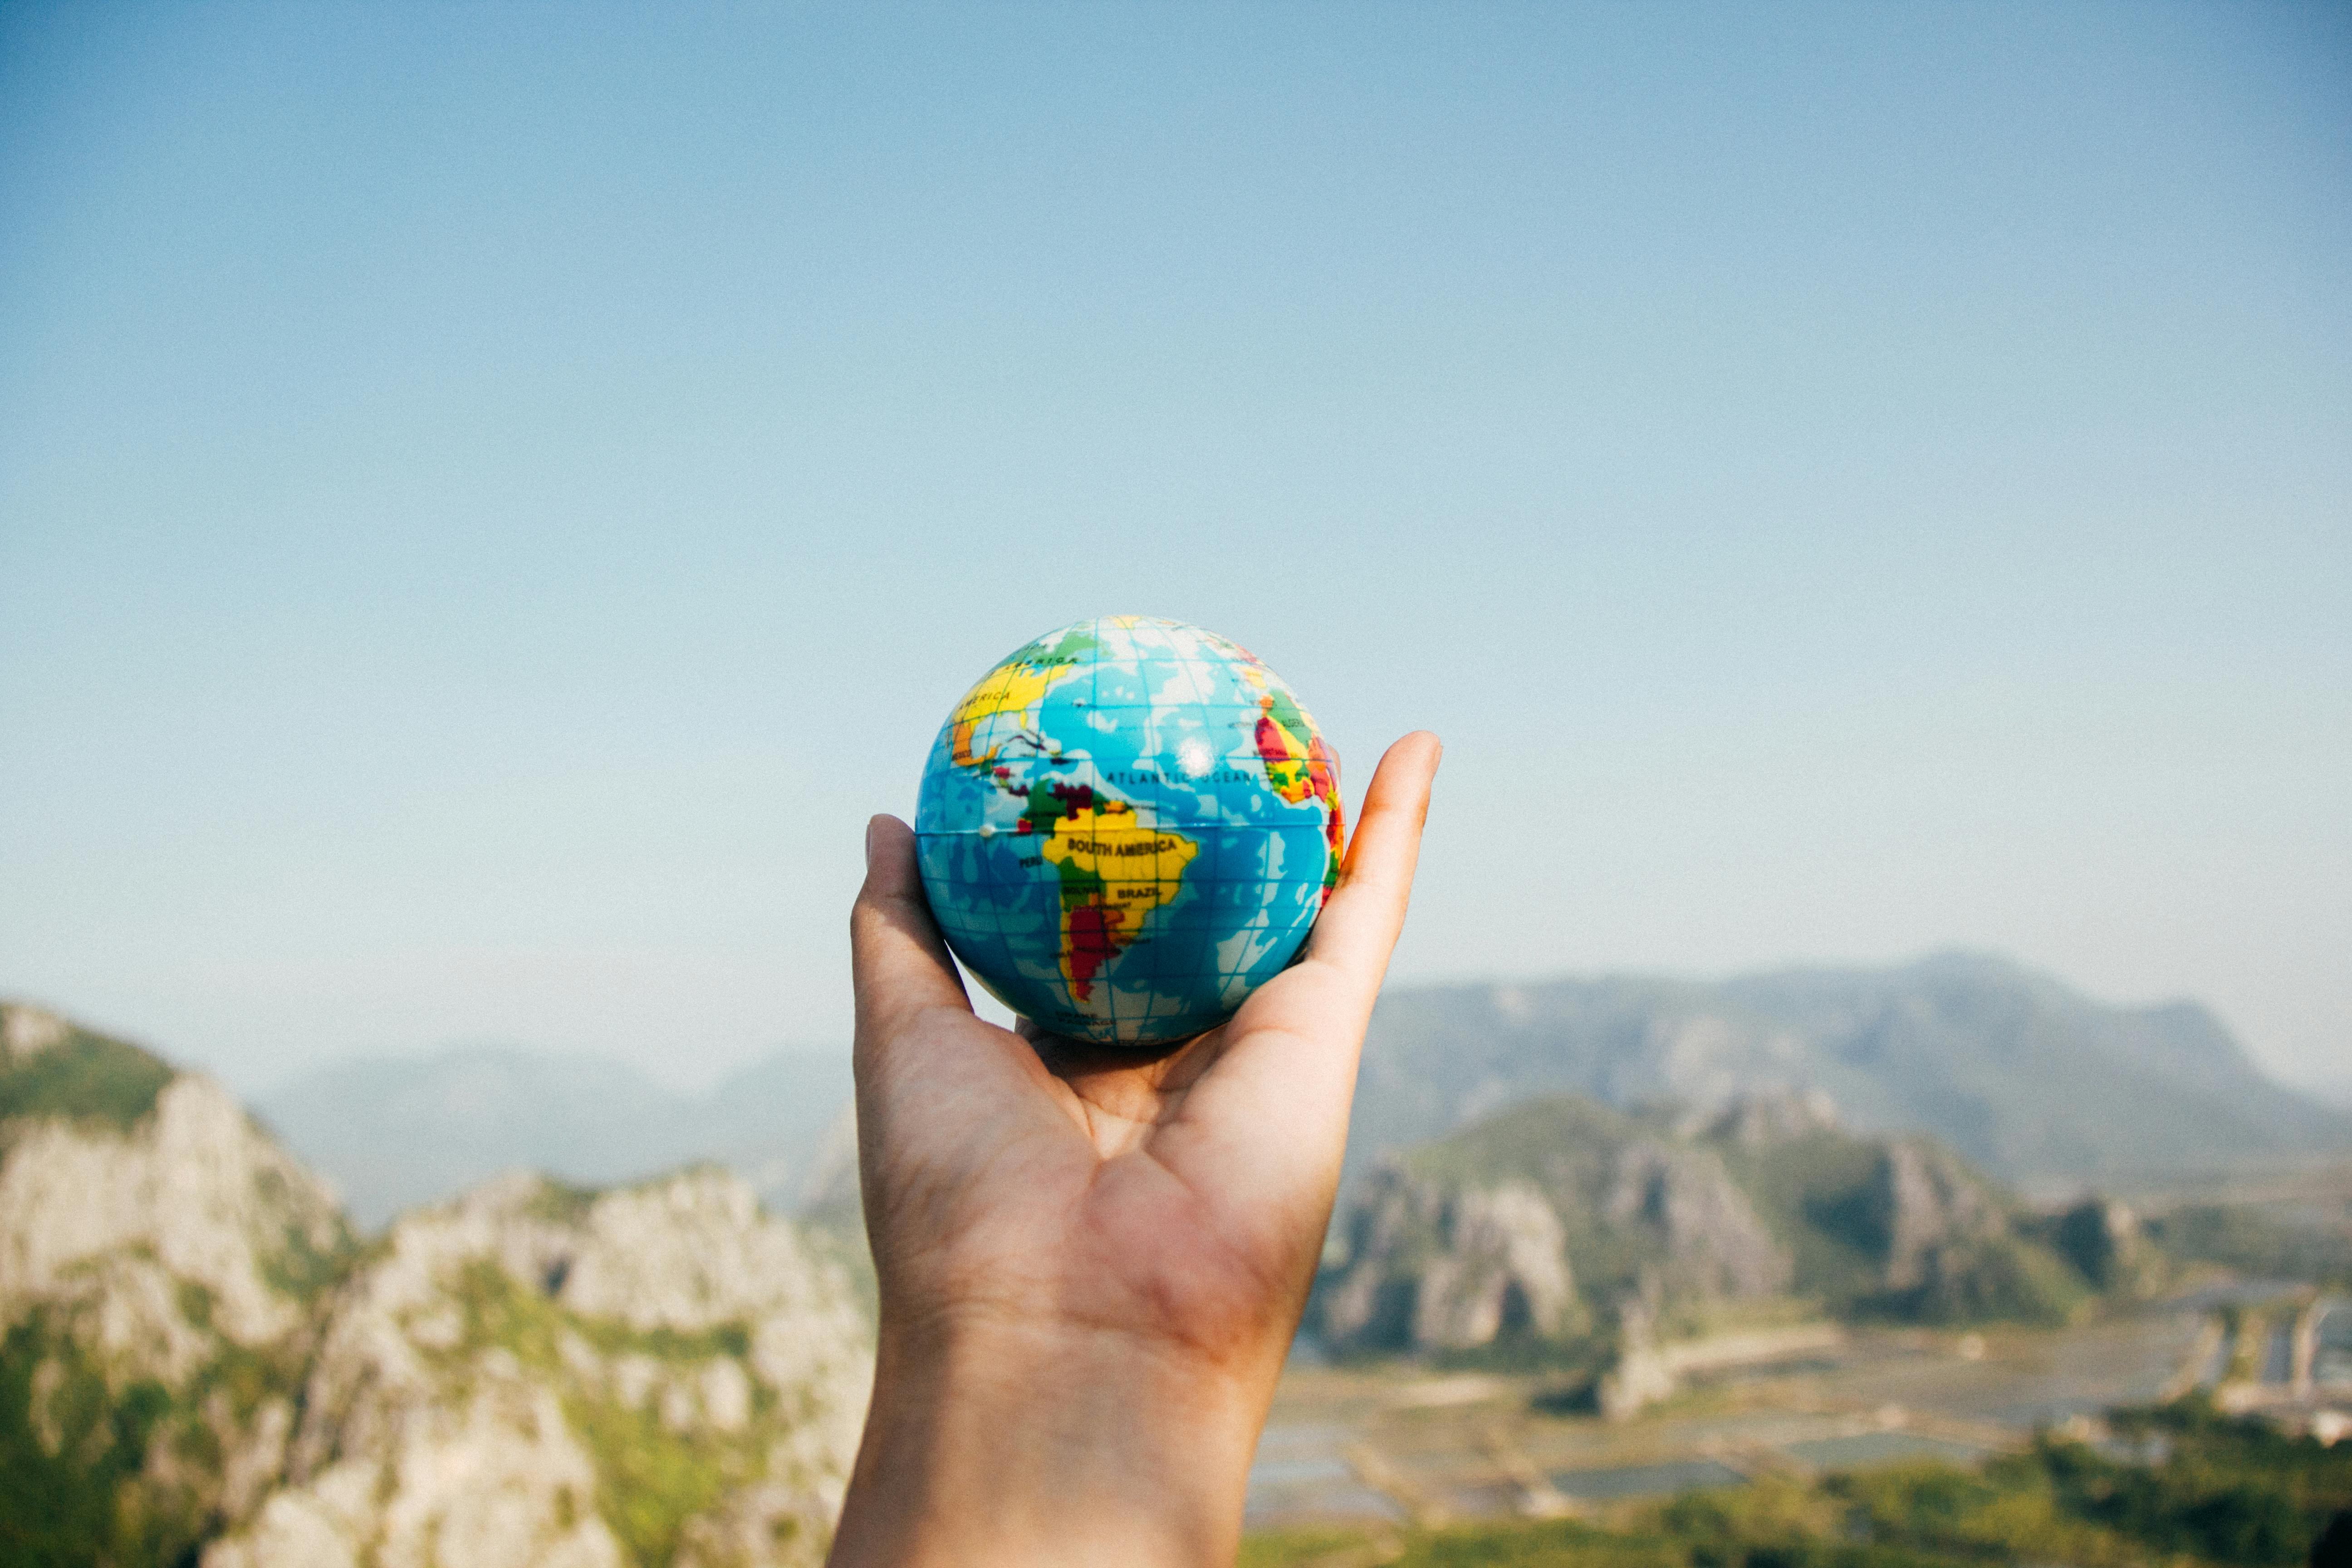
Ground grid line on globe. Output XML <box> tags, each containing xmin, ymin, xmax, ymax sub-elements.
<box><xmin>914</xmin><ymin>615</ymin><xmax>1344</xmax><ymax>1045</ymax></box>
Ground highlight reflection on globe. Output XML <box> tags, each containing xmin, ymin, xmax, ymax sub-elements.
<box><xmin>914</xmin><ymin>616</ymin><xmax>1343</xmax><ymax>1045</ymax></box>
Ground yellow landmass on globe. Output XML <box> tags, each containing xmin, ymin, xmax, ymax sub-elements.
<box><xmin>946</xmin><ymin>654</ymin><xmax>1088</xmax><ymax>769</ymax></box>
<box><xmin>1039</xmin><ymin>801</ymin><xmax>1200</xmax><ymax>1002</ymax></box>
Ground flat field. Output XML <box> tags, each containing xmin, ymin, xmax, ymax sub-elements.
<box><xmin>1249</xmin><ymin>1307</ymin><xmax>2227</xmax><ymax>1531</ymax></box>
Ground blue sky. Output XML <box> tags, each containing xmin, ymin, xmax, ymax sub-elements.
<box><xmin>3</xmin><ymin>2</ymin><xmax>2347</xmax><ymax>1094</ymax></box>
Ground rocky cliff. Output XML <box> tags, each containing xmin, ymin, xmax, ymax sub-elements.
<box><xmin>0</xmin><ymin>1001</ymin><xmax>871</xmax><ymax>1568</ymax></box>
<box><xmin>1320</xmin><ymin>1175</ymin><xmax>1581</xmax><ymax>1352</ymax></box>
<box><xmin>0</xmin><ymin>1002</ymin><xmax>349</xmax><ymax>1563</ymax></box>
<box><xmin>208</xmin><ymin>1168</ymin><xmax>870</xmax><ymax>1568</ymax></box>
<box><xmin>1315</xmin><ymin>1089</ymin><xmax>2099</xmax><ymax>1377</ymax></box>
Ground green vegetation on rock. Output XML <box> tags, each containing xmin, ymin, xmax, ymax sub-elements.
<box><xmin>441</xmin><ymin>1255</ymin><xmax>774</xmax><ymax>1567</ymax></box>
<box><xmin>524</xmin><ymin>1176</ymin><xmax>603</xmax><ymax>1228</ymax></box>
<box><xmin>0</xmin><ymin>1025</ymin><xmax>174</xmax><ymax>1131</ymax></box>
<box><xmin>2150</xmin><ymin>1203</ymin><xmax>2352</xmax><ymax>1288</ymax></box>
<box><xmin>252</xmin><ymin>1167</ymin><xmax>358</xmax><ymax>1303</ymax></box>
<box><xmin>0</xmin><ymin>1314</ymin><xmax>196</xmax><ymax>1568</ymax></box>
<box><xmin>574</xmin><ymin>1393</ymin><xmax>737</xmax><ymax>1568</ymax></box>
<box><xmin>1880</xmin><ymin>1231</ymin><xmax>2090</xmax><ymax>1327</ymax></box>
<box><xmin>1718</xmin><ymin>1132</ymin><xmax>1890</xmax><ymax>1304</ymax></box>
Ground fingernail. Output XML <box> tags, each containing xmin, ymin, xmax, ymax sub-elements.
<box><xmin>868</xmin><ymin>819</ymin><xmax>884</xmax><ymax>872</ymax></box>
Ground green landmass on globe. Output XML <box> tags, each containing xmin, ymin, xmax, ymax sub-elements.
<box><xmin>914</xmin><ymin>616</ymin><xmax>1342</xmax><ymax>1045</ymax></box>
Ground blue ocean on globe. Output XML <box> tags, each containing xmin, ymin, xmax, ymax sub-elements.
<box><xmin>914</xmin><ymin>616</ymin><xmax>1343</xmax><ymax>1045</ymax></box>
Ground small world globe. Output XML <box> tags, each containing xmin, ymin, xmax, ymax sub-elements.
<box><xmin>915</xmin><ymin>616</ymin><xmax>1343</xmax><ymax>1045</ymax></box>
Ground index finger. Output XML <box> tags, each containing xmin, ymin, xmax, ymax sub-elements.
<box><xmin>1135</xmin><ymin>731</ymin><xmax>1441</xmax><ymax>1241</ymax></box>
<box><xmin>1301</xmin><ymin>730</ymin><xmax>1442</xmax><ymax>993</ymax></box>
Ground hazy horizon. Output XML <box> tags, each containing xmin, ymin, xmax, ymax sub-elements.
<box><xmin>22</xmin><ymin>946</ymin><xmax>2343</xmax><ymax>1107</ymax></box>
<box><xmin>5</xmin><ymin>4</ymin><xmax>2347</xmax><ymax>1095</ymax></box>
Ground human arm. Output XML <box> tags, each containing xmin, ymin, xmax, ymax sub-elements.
<box><xmin>826</xmin><ymin>731</ymin><xmax>1442</xmax><ymax>1567</ymax></box>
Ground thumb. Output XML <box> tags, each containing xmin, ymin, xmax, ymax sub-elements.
<box><xmin>849</xmin><ymin>815</ymin><xmax>972</xmax><ymax>1051</ymax></box>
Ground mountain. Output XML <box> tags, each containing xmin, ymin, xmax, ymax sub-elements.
<box><xmin>0</xmin><ymin>1001</ymin><xmax>871</xmax><ymax>1568</ymax></box>
<box><xmin>1351</xmin><ymin>952</ymin><xmax>2352</xmax><ymax>1186</ymax></box>
<box><xmin>206</xmin><ymin>1168</ymin><xmax>870</xmax><ymax>1568</ymax></box>
<box><xmin>258</xmin><ymin>1046</ymin><xmax>853</xmax><ymax>1229</ymax></box>
<box><xmin>1</xmin><ymin>1003</ymin><xmax>351</xmax><ymax>1565</ymax></box>
<box><xmin>1314</xmin><ymin>1088</ymin><xmax>2150</xmax><ymax>1412</ymax></box>
<box><xmin>256</xmin><ymin>954</ymin><xmax>2336</xmax><ymax>1230</ymax></box>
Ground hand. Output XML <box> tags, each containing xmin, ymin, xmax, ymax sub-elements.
<box><xmin>827</xmin><ymin>732</ymin><xmax>1441</xmax><ymax>1568</ymax></box>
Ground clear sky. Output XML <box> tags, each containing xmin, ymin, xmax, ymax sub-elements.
<box><xmin>3</xmin><ymin>2</ymin><xmax>2347</xmax><ymax>1096</ymax></box>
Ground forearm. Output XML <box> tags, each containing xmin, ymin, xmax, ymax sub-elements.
<box><xmin>827</xmin><ymin>1313</ymin><xmax>1276</xmax><ymax>1568</ymax></box>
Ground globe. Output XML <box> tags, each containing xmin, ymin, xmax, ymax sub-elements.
<box><xmin>914</xmin><ymin>616</ymin><xmax>1343</xmax><ymax>1045</ymax></box>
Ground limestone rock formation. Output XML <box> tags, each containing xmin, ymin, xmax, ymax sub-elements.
<box><xmin>1870</xmin><ymin>1139</ymin><xmax>1999</xmax><ymax>1291</ymax></box>
<box><xmin>1318</xmin><ymin>1096</ymin><xmax>1801</xmax><ymax>1357</ymax></box>
<box><xmin>1321</xmin><ymin>1170</ymin><xmax>1579</xmax><ymax>1351</ymax></box>
<box><xmin>2053</xmin><ymin>1195</ymin><xmax>2161</xmax><ymax>1295</ymax></box>
<box><xmin>1833</xmin><ymin>1138</ymin><xmax>2090</xmax><ymax>1324</ymax></box>
<box><xmin>1602</xmin><ymin>1140</ymin><xmax>1792</xmax><ymax>1299</ymax></box>
<box><xmin>206</xmin><ymin>1167</ymin><xmax>872</xmax><ymax>1568</ymax></box>
<box><xmin>1411</xmin><ymin>1181</ymin><xmax>1578</xmax><ymax>1349</ymax></box>
<box><xmin>1594</xmin><ymin>1298</ymin><xmax>1677</xmax><ymax>1421</ymax></box>
<box><xmin>1</xmin><ymin>999</ymin><xmax>876</xmax><ymax>1568</ymax></box>
<box><xmin>1316</xmin><ymin>1088</ymin><xmax>2094</xmax><ymax>1360</ymax></box>
<box><xmin>1705</xmin><ymin>1087</ymin><xmax>1841</xmax><ymax>1148</ymax></box>
<box><xmin>0</xmin><ymin>1002</ymin><xmax>349</xmax><ymax>1563</ymax></box>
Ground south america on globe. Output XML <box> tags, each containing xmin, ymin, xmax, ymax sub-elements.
<box><xmin>914</xmin><ymin>616</ymin><xmax>1343</xmax><ymax>1045</ymax></box>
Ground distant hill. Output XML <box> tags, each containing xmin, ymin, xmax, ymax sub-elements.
<box><xmin>1321</xmin><ymin>1089</ymin><xmax>2118</xmax><ymax>1347</ymax></box>
<box><xmin>1315</xmin><ymin>1086</ymin><xmax>2160</xmax><ymax>1411</ymax></box>
<box><xmin>257</xmin><ymin>1044</ymin><xmax>852</xmax><ymax>1228</ymax></box>
<box><xmin>1352</xmin><ymin>953</ymin><xmax>2352</xmax><ymax>1187</ymax></box>
<box><xmin>254</xmin><ymin>954</ymin><xmax>2345</xmax><ymax>1225</ymax></box>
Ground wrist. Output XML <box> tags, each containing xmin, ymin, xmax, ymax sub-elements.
<box><xmin>828</xmin><ymin>1307</ymin><xmax>1276</xmax><ymax>1568</ymax></box>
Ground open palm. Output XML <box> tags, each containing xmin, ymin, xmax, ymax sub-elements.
<box><xmin>830</xmin><ymin>731</ymin><xmax>1439</xmax><ymax>1565</ymax></box>
<box><xmin>848</xmin><ymin>731</ymin><xmax>1442</xmax><ymax>1377</ymax></box>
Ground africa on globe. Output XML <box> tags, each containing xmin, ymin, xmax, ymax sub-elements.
<box><xmin>914</xmin><ymin>616</ymin><xmax>1343</xmax><ymax>1045</ymax></box>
